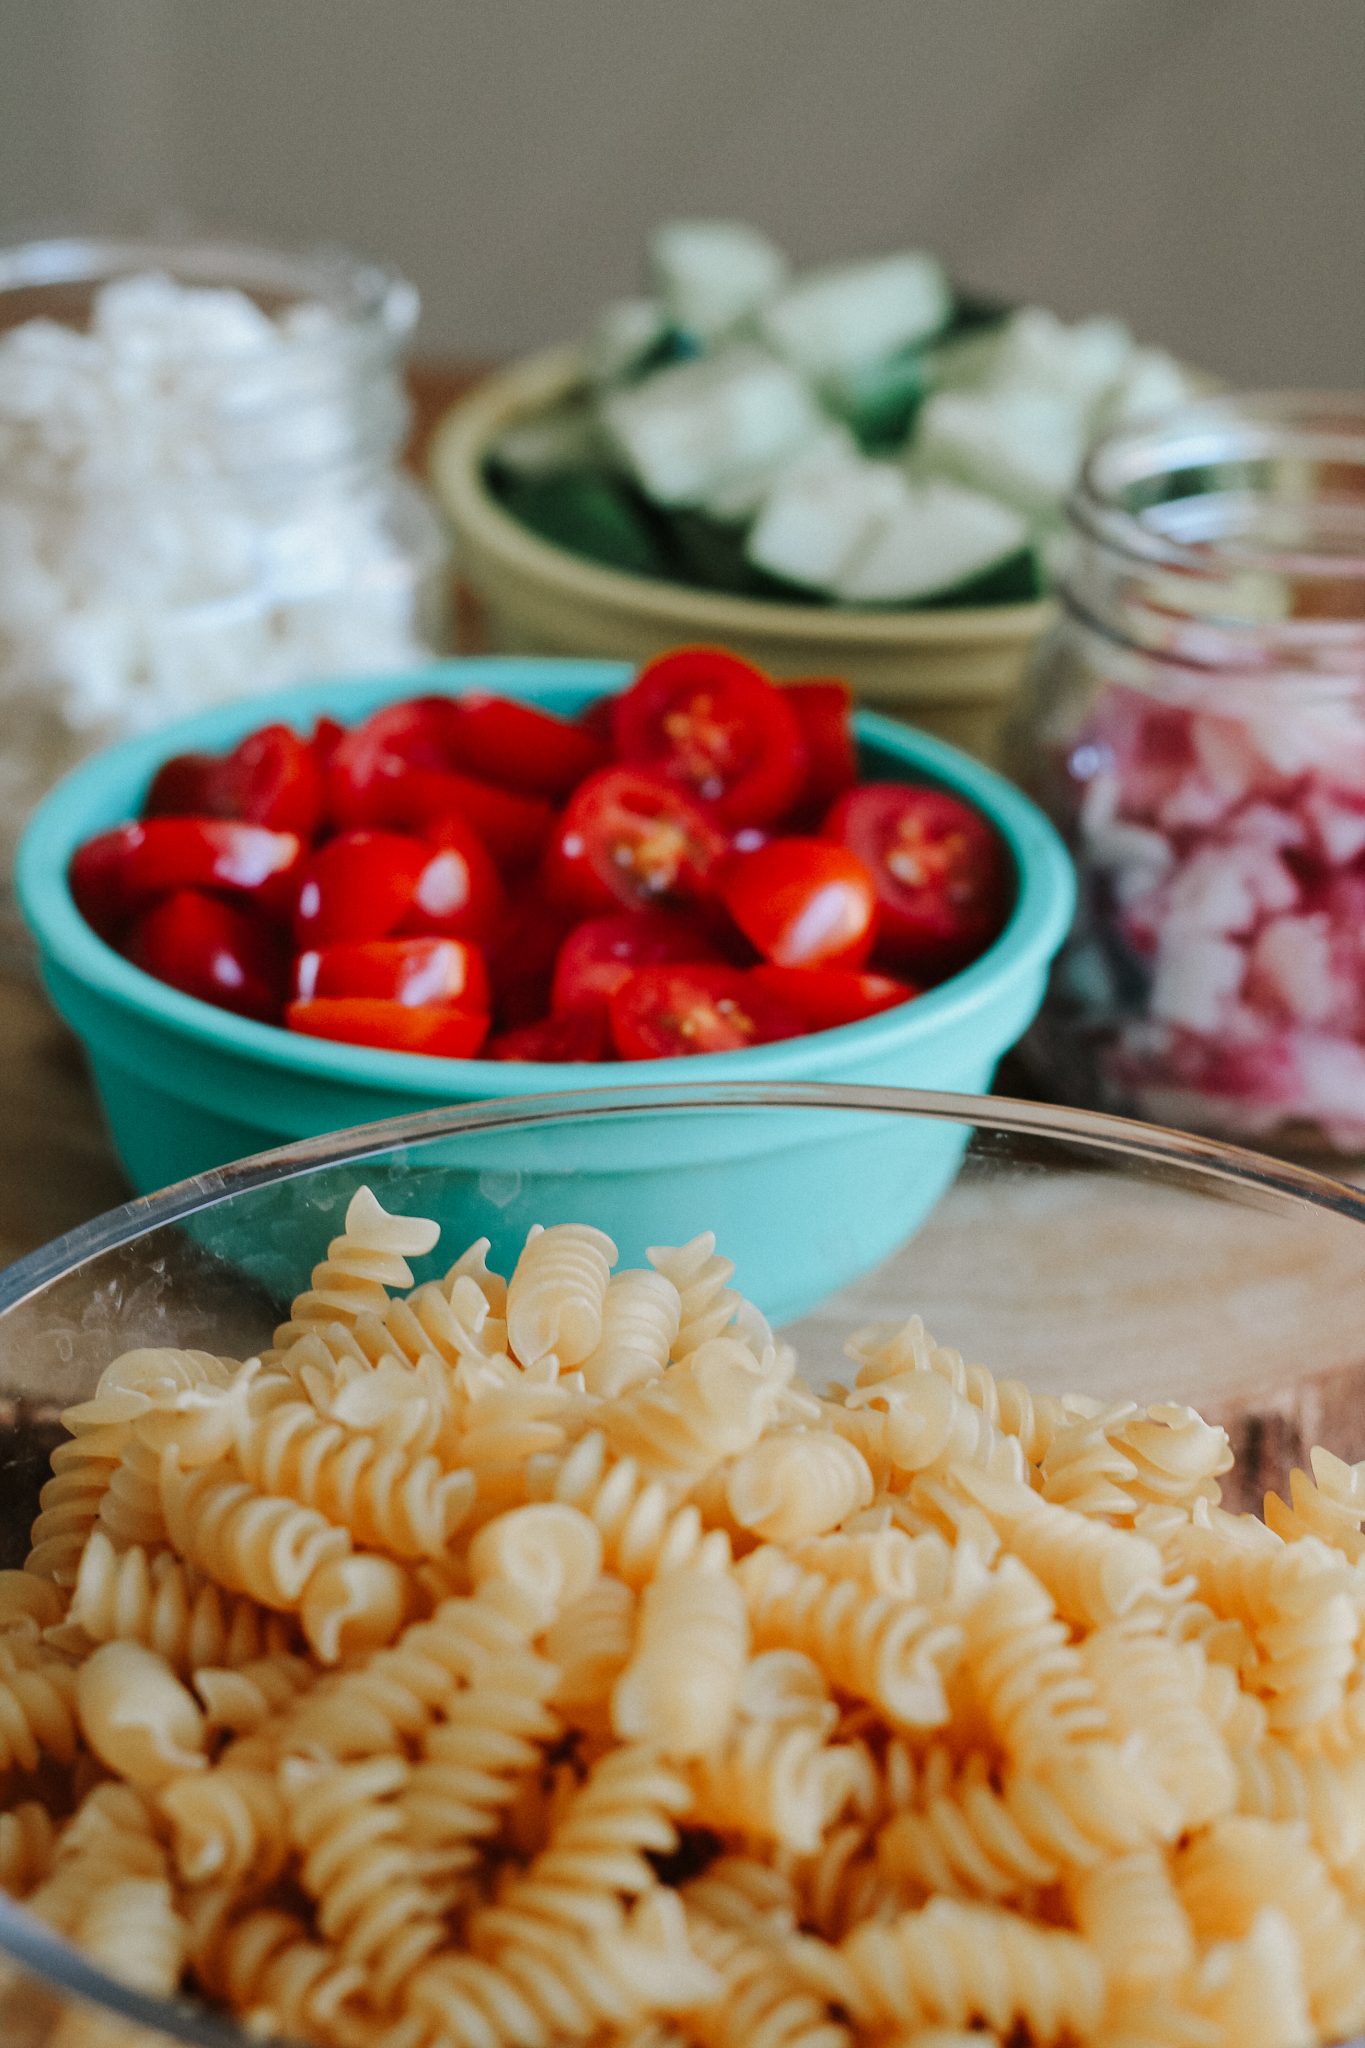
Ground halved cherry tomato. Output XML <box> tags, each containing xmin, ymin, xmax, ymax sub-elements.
<box><xmin>784</xmin><ymin>681</ymin><xmax>857</xmax><ymax>825</ymax></box>
<box><xmin>311</xmin><ymin>717</ymin><xmax>346</xmax><ymax>770</ymax></box>
<box><xmin>329</xmin><ymin>756</ymin><xmax>553</xmax><ymax>869</ymax></box>
<box><xmin>407</xmin><ymin>816</ymin><xmax>504</xmax><ymax>941</ymax></box>
<box><xmin>608</xmin><ymin>963</ymin><xmax>805</xmax><ymax>1059</ymax></box>
<box><xmin>718</xmin><ymin>838</ymin><xmax>878</xmax><ymax>970</ymax></box>
<box><xmin>293</xmin><ymin>830</ymin><xmax>431</xmax><ymax>949</ymax></box>
<box><xmin>209</xmin><ymin>724</ymin><xmax>324</xmax><ymax>837</ymax></box>
<box><xmin>545</xmin><ymin>766</ymin><xmax>727</xmax><ymax>916</ymax></box>
<box><xmin>444</xmin><ymin>694</ymin><xmax>605</xmax><ymax>801</ymax></box>
<box><xmin>70</xmin><ymin>820</ymin><xmax>303</xmax><ymax>937</ymax></box>
<box><xmin>485</xmin><ymin>1009</ymin><xmax>612</xmax><ymax>1063</ymax></box>
<box><xmin>293</xmin><ymin>936</ymin><xmax>490</xmax><ymax>1013</ymax></box>
<box><xmin>127</xmin><ymin>889</ymin><xmax>288</xmax><ymax>1023</ymax></box>
<box><xmin>551</xmin><ymin>910</ymin><xmax>717</xmax><ymax>1014</ymax></box>
<box><xmin>144</xmin><ymin>726</ymin><xmax>323</xmax><ymax>837</ymax></box>
<box><xmin>826</xmin><ymin>783</ymin><xmax>1010</xmax><ymax>976</ymax></box>
<box><xmin>612</xmin><ymin>647</ymin><xmax>808</xmax><ymax>827</ymax></box>
<box><xmin>484</xmin><ymin>898</ymin><xmax>578</xmax><ymax>1028</ymax></box>
<box><xmin>144</xmin><ymin>752</ymin><xmax>218</xmax><ymax>818</ymax></box>
<box><xmin>286</xmin><ymin>998</ymin><xmax>489</xmax><ymax>1058</ymax></box>
<box><xmin>747</xmin><ymin>964</ymin><xmax>917</xmax><ymax>1031</ymax></box>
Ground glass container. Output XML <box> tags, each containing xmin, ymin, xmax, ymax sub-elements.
<box><xmin>3</xmin><ymin>1082</ymin><xmax>1365</xmax><ymax>2043</ymax></box>
<box><xmin>1009</xmin><ymin>394</ymin><xmax>1365</xmax><ymax>1154</ymax></box>
<box><xmin>0</xmin><ymin>230</ymin><xmax>449</xmax><ymax>946</ymax></box>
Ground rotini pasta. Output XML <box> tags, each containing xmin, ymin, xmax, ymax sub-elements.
<box><xmin>12</xmin><ymin>1189</ymin><xmax>1365</xmax><ymax>2048</ymax></box>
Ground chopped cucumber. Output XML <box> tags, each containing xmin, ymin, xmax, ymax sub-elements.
<box><xmin>759</xmin><ymin>253</ymin><xmax>952</xmax><ymax>382</ymax></box>
<box><xmin>990</xmin><ymin>307</ymin><xmax>1136</xmax><ymax>406</ymax></box>
<box><xmin>493</xmin><ymin>471</ymin><xmax>671</xmax><ymax>578</ymax></box>
<box><xmin>602</xmin><ymin>346</ymin><xmax>825</xmax><ymax>509</ymax></box>
<box><xmin>1094</xmin><ymin>348</ymin><xmax>1197</xmax><ymax>431</ymax></box>
<box><xmin>917</xmin><ymin>386</ymin><xmax>1090</xmax><ymax>518</ymax></box>
<box><xmin>833</xmin><ymin>480</ymin><xmax>1031</xmax><ymax>606</ymax></box>
<box><xmin>487</xmin><ymin>399</ymin><xmax>608</xmax><ymax>477</ymax></box>
<box><xmin>649</xmin><ymin>220</ymin><xmax>788</xmax><ymax>343</ymax></box>
<box><xmin>700</xmin><ymin>421</ymin><xmax>859</xmax><ymax>523</ymax></box>
<box><xmin>746</xmin><ymin>453</ymin><xmax>910</xmax><ymax>592</ymax></box>
<box><xmin>586</xmin><ymin>299</ymin><xmax>668</xmax><ymax>385</ymax></box>
<box><xmin>825</xmin><ymin>343</ymin><xmax>927</xmax><ymax>452</ymax></box>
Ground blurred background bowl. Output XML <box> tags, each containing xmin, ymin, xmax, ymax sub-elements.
<box><xmin>431</xmin><ymin>350</ymin><xmax>1054</xmax><ymax>765</ymax></box>
<box><xmin>15</xmin><ymin>660</ymin><xmax>1073</xmax><ymax>1280</ymax></box>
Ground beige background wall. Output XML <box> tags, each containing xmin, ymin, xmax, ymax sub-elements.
<box><xmin>2</xmin><ymin>0</ymin><xmax>1363</xmax><ymax>386</ymax></box>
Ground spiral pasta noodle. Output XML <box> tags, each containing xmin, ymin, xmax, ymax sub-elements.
<box><xmin>13</xmin><ymin>1187</ymin><xmax>1365</xmax><ymax>2048</ymax></box>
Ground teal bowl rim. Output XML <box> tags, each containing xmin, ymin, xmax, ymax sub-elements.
<box><xmin>15</xmin><ymin>656</ymin><xmax>1075</xmax><ymax>1091</ymax></box>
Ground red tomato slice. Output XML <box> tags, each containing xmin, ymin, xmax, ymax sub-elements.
<box><xmin>784</xmin><ymin>681</ymin><xmax>857</xmax><ymax>825</ymax></box>
<box><xmin>143</xmin><ymin>752</ymin><xmax>219</xmax><ymax>818</ymax></box>
<box><xmin>444</xmin><ymin>694</ymin><xmax>606</xmax><ymax>801</ymax></box>
<box><xmin>210</xmin><ymin>724</ymin><xmax>324</xmax><ymax>837</ymax></box>
<box><xmin>612</xmin><ymin>647</ymin><xmax>808</xmax><ymax>827</ymax></box>
<box><xmin>293</xmin><ymin>830</ymin><xmax>430</xmax><ymax>949</ymax></box>
<box><xmin>718</xmin><ymin>838</ymin><xmax>878</xmax><ymax>970</ymax></box>
<box><xmin>551</xmin><ymin>910</ymin><xmax>717</xmax><ymax>1014</ymax></box>
<box><xmin>747</xmin><ymin>963</ymin><xmax>917</xmax><ymax>1031</ymax></box>
<box><xmin>483</xmin><ymin>898</ymin><xmax>578</xmax><ymax>1028</ymax></box>
<box><xmin>293</xmin><ymin>936</ymin><xmax>490</xmax><ymax>1012</ymax></box>
<box><xmin>328</xmin><ymin>755</ymin><xmax>553</xmax><ymax>869</ymax></box>
<box><xmin>311</xmin><ymin>716</ymin><xmax>346</xmax><ymax>769</ymax></box>
<box><xmin>826</xmin><ymin>783</ymin><xmax>1010</xmax><ymax>976</ymax></box>
<box><xmin>608</xmin><ymin>963</ymin><xmax>805</xmax><ymax>1059</ymax></box>
<box><xmin>127</xmin><ymin>889</ymin><xmax>289</xmax><ymax>1023</ymax></box>
<box><xmin>405</xmin><ymin>816</ymin><xmax>504</xmax><ymax>942</ymax></box>
<box><xmin>70</xmin><ymin>820</ymin><xmax>303</xmax><ymax>938</ymax></box>
<box><xmin>485</xmin><ymin>1009</ymin><xmax>612</xmax><ymax>1063</ymax></box>
<box><xmin>143</xmin><ymin>727</ymin><xmax>323</xmax><ymax>837</ymax></box>
<box><xmin>286</xmin><ymin>998</ymin><xmax>489</xmax><ymax>1058</ymax></box>
<box><xmin>545</xmin><ymin>766</ymin><xmax>727</xmax><ymax>916</ymax></box>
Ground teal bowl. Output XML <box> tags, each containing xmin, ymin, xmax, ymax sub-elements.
<box><xmin>16</xmin><ymin>659</ymin><xmax>1074</xmax><ymax>1319</ymax></box>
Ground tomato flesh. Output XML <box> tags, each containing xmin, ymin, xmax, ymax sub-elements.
<box><xmin>609</xmin><ymin>963</ymin><xmax>805</xmax><ymax>1059</ymax></box>
<box><xmin>484</xmin><ymin>898</ymin><xmax>578</xmax><ymax>1028</ymax></box>
<box><xmin>293</xmin><ymin>830</ymin><xmax>430</xmax><ymax>949</ymax></box>
<box><xmin>747</xmin><ymin>963</ymin><xmax>917</xmax><ymax>1031</ymax></box>
<box><xmin>486</xmin><ymin>1009</ymin><xmax>611</xmax><ymax>1063</ymax></box>
<box><xmin>826</xmin><ymin>783</ymin><xmax>1010</xmax><ymax>976</ymax></box>
<box><xmin>286</xmin><ymin>998</ymin><xmax>489</xmax><ymax>1058</ymax></box>
<box><xmin>444</xmin><ymin>693</ymin><xmax>605</xmax><ymax>801</ymax></box>
<box><xmin>71</xmin><ymin>820</ymin><xmax>303</xmax><ymax>937</ymax></box>
<box><xmin>127</xmin><ymin>889</ymin><xmax>288</xmax><ymax>1023</ymax></box>
<box><xmin>551</xmin><ymin>910</ymin><xmax>716</xmax><ymax>1014</ymax></box>
<box><xmin>294</xmin><ymin>936</ymin><xmax>489</xmax><ymax>1013</ymax></box>
<box><xmin>612</xmin><ymin>646</ymin><xmax>807</xmax><ymax>827</ymax></box>
<box><xmin>784</xmin><ymin>681</ymin><xmax>857</xmax><ymax>825</ymax></box>
<box><xmin>545</xmin><ymin>766</ymin><xmax>726</xmax><ymax>915</ymax></box>
<box><xmin>718</xmin><ymin>838</ymin><xmax>878</xmax><ymax>970</ymax></box>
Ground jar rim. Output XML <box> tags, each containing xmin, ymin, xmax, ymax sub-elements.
<box><xmin>0</xmin><ymin>227</ymin><xmax>419</xmax><ymax>362</ymax></box>
<box><xmin>1071</xmin><ymin>390</ymin><xmax>1365</xmax><ymax>585</ymax></box>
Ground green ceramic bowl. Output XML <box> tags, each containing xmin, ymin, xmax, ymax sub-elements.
<box><xmin>16</xmin><ymin>659</ymin><xmax>1073</xmax><ymax>1318</ymax></box>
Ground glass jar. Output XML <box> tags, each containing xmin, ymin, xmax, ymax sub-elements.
<box><xmin>0</xmin><ymin>231</ymin><xmax>449</xmax><ymax>933</ymax></box>
<box><xmin>1009</xmin><ymin>394</ymin><xmax>1365</xmax><ymax>1156</ymax></box>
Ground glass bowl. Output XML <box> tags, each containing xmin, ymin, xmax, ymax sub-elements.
<box><xmin>4</xmin><ymin>1080</ymin><xmax>1365</xmax><ymax>2047</ymax></box>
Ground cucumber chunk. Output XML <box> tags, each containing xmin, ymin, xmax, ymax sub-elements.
<box><xmin>586</xmin><ymin>298</ymin><xmax>668</xmax><ymax>385</ymax></box>
<box><xmin>602</xmin><ymin>346</ymin><xmax>825</xmax><ymax>509</ymax></box>
<box><xmin>1094</xmin><ymin>348</ymin><xmax>1197</xmax><ymax>431</ymax></box>
<box><xmin>992</xmin><ymin>307</ymin><xmax>1135</xmax><ymax>406</ymax></box>
<box><xmin>746</xmin><ymin>453</ymin><xmax>910</xmax><ymax>592</ymax></box>
<box><xmin>700</xmin><ymin>422</ymin><xmax>859</xmax><ymax>523</ymax></box>
<box><xmin>826</xmin><ymin>344</ymin><xmax>927</xmax><ymax>451</ymax></box>
<box><xmin>833</xmin><ymin>480</ymin><xmax>1031</xmax><ymax>606</ymax></box>
<box><xmin>917</xmin><ymin>386</ymin><xmax>1090</xmax><ymax>518</ymax></box>
<box><xmin>649</xmin><ymin>220</ymin><xmax>789</xmax><ymax>342</ymax></box>
<box><xmin>759</xmin><ymin>253</ymin><xmax>952</xmax><ymax>382</ymax></box>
